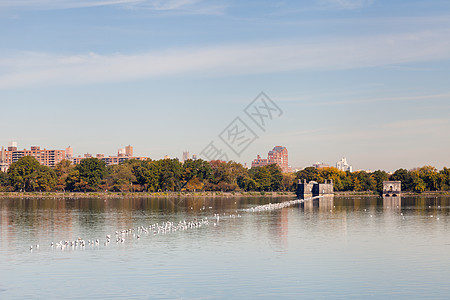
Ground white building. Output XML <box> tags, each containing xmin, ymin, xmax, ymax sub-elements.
<box><xmin>0</xmin><ymin>146</ymin><xmax>8</xmax><ymax>172</ymax></box>
<box><xmin>336</xmin><ymin>157</ymin><xmax>352</xmax><ymax>172</ymax></box>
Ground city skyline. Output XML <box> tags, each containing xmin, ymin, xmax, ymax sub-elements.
<box><xmin>1</xmin><ymin>140</ymin><xmax>446</xmax><ymax>173</ymax></box>
<box><xmin>1</xmin><ymin>1</ymin><xmax>449</xmax><ymax>171</ymax></box>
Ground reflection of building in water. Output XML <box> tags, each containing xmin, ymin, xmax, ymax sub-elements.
<box><xmin>383</xmin><ymin>181</ymin><xmax>401</xmax><ymax>197</ymax></box>
<box><xmin>266</xmin><ymin>206</ymin><xmax>290</xmax><ymax>251</ymax></box>
<box><xmin>318</xmin><ymin>195</ymin><xmax>334</xmax><ymax>212</ymax></box>
<box><xmin>301</xmin><ymin>195</ymin><xmax>334</xmax><ymax>212</ymax></box>
<box><xmin>383</xmin><ymin>196</ymin><xmax>401</xmax><ymax>212</ymax></box>
<box><xmin>297</xmin><ymin>179</ymin><xmax>334</xmax><ymax>199</ymax></box>
<box><xmin>279</xmin><ymin>207</ymin><xmax>289</xmax><ymax>248</ymax></box>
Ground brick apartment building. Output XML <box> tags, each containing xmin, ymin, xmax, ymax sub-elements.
<box><xmin>0</xmin><ymin>142</ymin><xmax>65</xmax><ymax>172</ymax></box>
<box><xmin>251</xmin><ymin>146</ymin><xmax>290</xmax><ymax>173</ymax></box>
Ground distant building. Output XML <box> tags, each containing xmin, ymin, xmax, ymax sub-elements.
<box><xmin>118</xmin><ymin>148</ymin><xmax>126</xmax><ymax>157</ymax></box>
<box><xmin>8</xmin><ymin>141</ymin><xmax>17</xmax><ymax>151</ymax></box>
<box><xmin>0</xmin><ymin>142</ymin><xmax>65</xmax><ymax>170</ymax></box>
<box><xmin>0</xmin><ymin>147</ymin><xmax>8</xmax><ymax>172</ymax></box>
<box><xmin>164</xmin><ymin>155</ymin><xmax>170</xmax><ymax>159</ymax></box>
<box><xmin>125</xmin><ymin>145</ymin><xmax>133</xmax><ymax>157</ymax></box>
<box><xmin>65</xmin><ymin>146</ymin><xmax>73</xmax><ymax>159</ymax></box>
<box><xmin>72</xmin><ymin>145</ymin><xmax>149</xmax><ymax>166</ymax></box>
<box><xmin>336</xmin><ymin>157</ymin><xmax>352</xmax><ymax>172</ymax></box>
<box><xmin>312</xmin><ymin>162</ymin><xmax>330</xmax><ymax>169</ymax></box>
<box><xmin>251</xmin><ymin>155</ymin><xmax>268</xmax><ymax>168</ymax></box>
<box><xmin>268</xmin><ymin>146</ymin><xmax>289</xmax><ymax>172</ymax></box>
<box><xmin>297</xmin><ymin>179</ymin><xmax>334</xmax><ymax>199</ymax></box>
<box><xmin>383</xmin><ymin>181</ymin><xmax>401</xmax><ymax>197</ymax></box>
<box><xmin>182</xmin><ymin>151</ymin><xmax>190</xmax><ymax>162</ymax></box>
<box><xmin>191</xmin><ymin>154</ymin><xmax>197</xmax><ymax>160</ymax></box>
<box><xmin>251</xmin><ymin>146</ymin><xmax>289</xmax><ymax>173</ymax></box>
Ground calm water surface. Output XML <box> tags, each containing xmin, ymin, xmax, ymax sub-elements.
<box><xmin>1</xmin><ymin>195</ymin><xmax>450</xmax><ymax>299</ymax></box>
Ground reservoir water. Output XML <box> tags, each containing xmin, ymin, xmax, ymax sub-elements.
<box><xmin>1</xmin><ymin>195</ymin><xmax>450</xmax><ymax>299</ymax></box>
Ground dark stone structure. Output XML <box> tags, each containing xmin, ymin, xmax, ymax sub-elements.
<box><xmin>297</xmin><ymin>179</ymin><xmax>334</xmax><ymax>199</ymax></box>
<box><xmin>382</xmin><ymin>181</ymin><xmax>401</xmax><ymax>197</ymax></box>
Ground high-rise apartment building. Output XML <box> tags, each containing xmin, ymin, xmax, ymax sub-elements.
<box><xmin>268</xmin><ymin>146</ymin><xmax>289</xmax><ymax>173</ymax></box>
<box><xmin>251</xmin><ymin>146</ymin><xmax>290</xmax><ymax>173</ymax></box>
<box><xmin>125</xmin><ymin>145</ymin><xmax>133</xmax><ymax>157</ymax></box>
<box><xmin>336</xmin><ymin>157</ymin><xmax>352</xmax><ymax>172</ymax></box>
<box><xmin>0</xmin><ymin>147</ymin><xmax>8</xmax><ymax>172</ymax></box>
<box><xmin>0</xmin><ymin>142</ymin><xmax>66</xmax><ymax>171</ymax></box>
<box><xmin>182</xmin><ymin>151</ymin><xmax>190</xmax><ymax>162</ymax></box>
<box><xmin>65</xmin><ymin>146</ymin><xmax>73</xmax><ymax>159</ymax></box>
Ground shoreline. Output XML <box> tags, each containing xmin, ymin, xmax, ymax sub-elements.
<box><xmin>334</xmin><ymin>191</ymin><xmax>450</xmax><ymax>197</ymax></box>
<box><xmin>1</xmin><ymin>190</ymin><xmax>449</xmax><ymax>199</ymax></box>
<box><xmin>0</xmin><ymin>191</ymin><xmax>297</xmax><ymax>199</ymax></box>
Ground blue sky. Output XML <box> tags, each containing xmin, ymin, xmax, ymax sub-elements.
<box><xmin>1</xmin><ymin>0</ymin><xmax>449</xmax><ymax>171</ymax></box>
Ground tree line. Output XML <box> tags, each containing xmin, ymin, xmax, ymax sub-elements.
<box><xmin>295</xmin><ymin>165</ymin><xmax>450</xmax><ymax>193</ymax></box>
<box><xmin>0</xmin><ymin>156</ymin><xmax>449</xmax><ymax>193</ymax></box>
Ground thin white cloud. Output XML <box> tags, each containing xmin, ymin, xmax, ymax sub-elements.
<box><xmin>0</xmin><ymin>0</ymin><xmax>217</xmax><ymax>12</ymax></box>
<box><xmin>0</xmin><ymin>0</ymin><xmax>142</xmax><ymax>9</ymax></box>
<box><xmin>318</xmin><ymin>0</ymin><xmax>374</xmax><ymax>10</ymax></box>
<box><xmin>383</xmin><ymin>118</ymin><xmax>450</xmax><ymax>130</ymax></box>
<box><xmin>1</xmin><ymin>30</ymin><xmax>450</xmax><ymax>89</ymax></box>
<box><xmin>306</xmin><ymin>92</ymin><xmax>450</xmax><ymax>106</ymax></box>
<box><xmin>290</xmin><ymin>118</ymin><xmax>449</xmax><ymax>144</ymax></box>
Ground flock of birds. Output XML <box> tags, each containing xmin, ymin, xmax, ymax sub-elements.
<box><xmin>29</xmin><ymin>198</ymin><xmax>305</xmax><ymax>252</ymax></box>
<box><xmin>30</xmin><ymin>217</ymin><xmax>213</xmax><ymax>251</ymax></box>
<box><xmin>28</xmin><ymin>197</ymin><xmax>443</xmax><ymax>252</ymax></box>
<box><xmin>244</xmin><ymin>198</ymin><xmax>306</xmax><ymax>212</ymax></box>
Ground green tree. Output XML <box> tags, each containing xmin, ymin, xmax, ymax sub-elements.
<box><xmin>105</xmin><ymin>163</ymin><xmax>136</xmax><ymax>192</ymax></box>
<box><xmin>266</xmin><ymin>164</ymin><xmax>283</xmax><ymax>191</ymax></box>
<box><xmin>0</xmin><ymin>171</ymin><xmax>10</xmax><ymax>191</ymax></box>
<box><xmin>439</xmin><ymin>167</ymin><xmax>450</xmax><ymax>191</ymax></box>
<box><xmin>250</xmin><ymin>166</ymin><xmax>271</xmax><ymax>191</ymax></box>
<box><xmin>318</xmin><ymin>167</ymin><xmax>346</xmax><ymax>191</ymax></box>
<box><xmin>7</xmin><ymin>156</ymin><xmax>41</xmax><ymax>191</ymax></box>
<box><xmin>392</xmin><ymin>168</ymin><xmax>413</xmax><ymax>191</ymax></box>
<box><xmin>35</xmin><ymin>165</ymin><xmax>57</xmax><ymax>191</ymax></box>
<box><xmin>207</xmin><ymin>160</ymin><xmax>244</xmax><ymax>191</ymax></box>
<box><xmin>413</xmin><ymin>176</ymin><xmax>426</xmax><ymax>193</ymax></box>
<box><xmin>132</xmin><ymin>160</ymin><xmax>160</xmax><ymax>192</ymax></box>
<box><xmin>182</xmin><ymin>159</ymin><xmax>212</xmax><ymax>190</ymax></box>
<box><xmin>156</xmin><ymin>158</ymin><xmax>183</xmax><ymax>191</ymax></box>
<box><xmin>351</xmin><ymin>175</ymin><xmax>363</xmax><ymax>191</ymax></box>
<box><xmin>67</xmin><ymin>158</ymin><xmax>106</xmax><ymax>191</ymax></box>
<box><xmin>418</xmin><ymin>166</ymin><xmax>439</xmax><ymax>191</ymax></box>
<box><xmin>281</xmin><ymin>173</ymin><xmax>296</xmax><ymax>191</ymax></box>
<box><xmin>238</xmin><ymin>176</ymin><xmax>258</xmax><ymax>191</ymax></box>
<box><xmin>185</xmin><ymin>176</ymin><xmax>204</xmax><ymax>191</ymax></box>
<box><xmin>55</xmin><ymin>159</ymin><xmax>74</xmax><ymax>192</ymax></box>
<box><xmin>295</xmin><ymin>167</ymin><xmax>320</xmax><ymax>183</ymax></box>
<box><xmin>372</xmin><ymin>170</ymin><xmax>389</xmax><ymax>193</ymax></box>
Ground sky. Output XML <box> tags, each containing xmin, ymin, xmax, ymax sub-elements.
<box><xmin>1</xmin><ymin>0</ymin><xmax>449</xmax><ymax>172</ymax></box>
